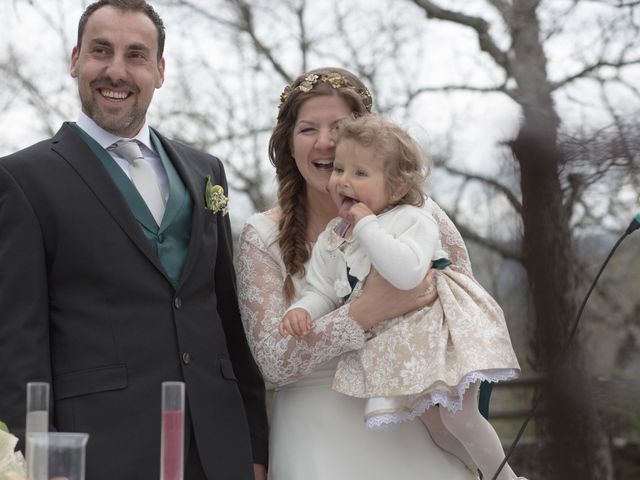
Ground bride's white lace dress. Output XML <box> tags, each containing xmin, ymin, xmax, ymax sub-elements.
<box><xmin>236</xmin><ymin>199</ymin><xmax>477</xmax><ymax>480</ymax></box>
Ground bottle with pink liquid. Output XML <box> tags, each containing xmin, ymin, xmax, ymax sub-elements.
<box><xmin>160</xmin><ymin>381</ymin><xmax>185</xmax><ymax>480</ymax></box>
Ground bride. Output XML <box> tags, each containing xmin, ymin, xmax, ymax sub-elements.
<box><xmin>236</xmin><ymin>67</ymin><xmax>477</xmax><ymax>480</ymax></box>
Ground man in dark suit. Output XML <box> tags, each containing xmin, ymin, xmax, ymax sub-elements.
<box><xmin>0</xmin><ymin>1</ymin><xmax>268</xmax><ymax>478</ymax></box>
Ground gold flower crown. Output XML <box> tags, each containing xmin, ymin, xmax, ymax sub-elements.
<box><xmin>279</xmin><ymin>72</ymin><xmax>373</xmax><ymax>112</ymax></box>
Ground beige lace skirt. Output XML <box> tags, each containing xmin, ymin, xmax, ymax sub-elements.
<box><xmin>332</xmin><ymin>265</ymin><xmax>520</xmax><ymax>429</ymax></box>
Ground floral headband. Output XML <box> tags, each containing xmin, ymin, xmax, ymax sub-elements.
<box><xmin>279</xmin><ymin>72</ymin><xmax>373</xmax><ymax>112</ymax></box>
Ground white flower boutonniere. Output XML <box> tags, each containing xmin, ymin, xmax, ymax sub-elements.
<box><xmin>204</xmin><ymin>175</ymin><xmax>229</xmax><ymax>216</ymax></box>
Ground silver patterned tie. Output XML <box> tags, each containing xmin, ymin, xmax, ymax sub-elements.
<box><xmin>110</xmin><ymin>140</ymin><xmax>165</xmax><ymax>225</ymax></box>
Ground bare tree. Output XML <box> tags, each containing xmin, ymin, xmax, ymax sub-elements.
<box><xmin>404</xmin><ymin>1</ymin><xmax>639</xmax><ymax>478</ymax></box>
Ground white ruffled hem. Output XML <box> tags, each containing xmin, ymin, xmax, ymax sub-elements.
<box><xmin>365</xmin><ymin>368</ymin><xmax>519</xmax><ymax>431</ymax></box>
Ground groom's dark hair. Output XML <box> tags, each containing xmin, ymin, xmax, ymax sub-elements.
<box><xmin>76</xmin><ymin>0</ymin><xmax>166</xmax><ymax>61</ymax></box>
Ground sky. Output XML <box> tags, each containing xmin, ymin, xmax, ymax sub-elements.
<box><xmin>1</xmin><ymin>0</ymin><xmax>638</xmax><ymax>234</ymax></box>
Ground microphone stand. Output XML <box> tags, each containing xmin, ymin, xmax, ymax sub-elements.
<box><xmin>490</xmin><ymin>214</ymin><xmax>640</xmax><ymax>480</ymax></box>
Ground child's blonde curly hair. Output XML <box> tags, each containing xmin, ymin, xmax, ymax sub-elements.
<box><xmin>335</xmin><ymin>114</ymin><xmax>430</xmax><ymax>207</ymax></box>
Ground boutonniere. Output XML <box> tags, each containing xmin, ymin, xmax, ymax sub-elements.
<box><xmin>204</xmin><ymin>176</ymin><xmax>229</xmax><ymax>216</ymax></box>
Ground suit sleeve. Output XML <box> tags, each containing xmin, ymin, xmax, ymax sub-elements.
<box><xmin>0</xmin><ymin>163</ymin><xmax>52</xmax><ymax>445</ymax></box>
<box><xmin>211</xmin><ymin>159</ymin><xmax>269</xmax><ymax>465</ymax></box>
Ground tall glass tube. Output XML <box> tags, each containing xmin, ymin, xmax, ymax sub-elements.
<box><xmin>25</xmin><ymin>382</ymin><xmax>49</xmax><ymax>464</ymax></box>
<box><xmin>160</xmin><ymin>381</ymin><xmax>185</xmax><ymax>480</ymax></box>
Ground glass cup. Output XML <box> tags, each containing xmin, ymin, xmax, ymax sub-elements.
<box><xmin>26</xmin><ymin>432</ymin><xmax>89</xmax><ymax>480</ymax></box>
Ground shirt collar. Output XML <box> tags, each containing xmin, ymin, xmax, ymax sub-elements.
<box><xmin>75</xmin><ymin>111</ymin><xmax>155</xmax><ymax>153</ymax></box>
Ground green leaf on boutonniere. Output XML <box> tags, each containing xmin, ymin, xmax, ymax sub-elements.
<box><xmin>204</xmin><ymin>175</ymin><xmax>229</xmax><ymax>215</ymax></box>
<box><xmin>0</xmin><ymin>420</ymin><xmax>8</xmax><ymax>433</ymax></box>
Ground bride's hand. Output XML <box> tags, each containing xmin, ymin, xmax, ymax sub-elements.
<box><xmin>348</xmin><ymin>269</ymin><xmax>437</xmax><ymax>331</ymax></box>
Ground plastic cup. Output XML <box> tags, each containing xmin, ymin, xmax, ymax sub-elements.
<box><xmin>26</xmin><ymin>432</ymin><xmax>88</xmax><ymax>480</ymax></box>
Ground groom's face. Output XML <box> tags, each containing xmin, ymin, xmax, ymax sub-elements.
<box><xmin>70</xmin><ymin>5</ymin><xmax>165</xmax><ymax>138</ymax></box>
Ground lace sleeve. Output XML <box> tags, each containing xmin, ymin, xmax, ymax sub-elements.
<box><xmin>236</xmin><ymin>223</ymin><xmax>366</xmax><ymax>386</ymax></box>
<box><xmin>426</xmin><ymin>197</ymin><xmax>473</xmax><ymax>275</ymax></box>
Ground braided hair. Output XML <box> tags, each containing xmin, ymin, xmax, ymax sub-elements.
<box><xmin>268</xmin><ymin>67</ymin><xmax>372</xmax><ymax>302</ymax></box>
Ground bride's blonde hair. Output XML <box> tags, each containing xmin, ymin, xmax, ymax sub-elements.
<box><xmin>335</xmin><ymin>114</ymin><xmax>429</xmax><ymax>208</ymax></box>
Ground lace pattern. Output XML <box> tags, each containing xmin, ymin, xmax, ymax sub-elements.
<box><xmin>236</xmin><ymin>216</ymin><xmax>366</xmax><ymax>386</ymax></box>
<box><xmin>236</xmin><ymin>199</ymin><xmax>474</xmax><ymax>387</ymax></box>
<box><xmin>426</xmin><ymin>197</ymin><xmax>472</xmax><ymax>275</ymax></box>
<box><xmin>365</xmin><ymin>369</ymin><xmax>520</xmax><ymax>430</ymax></box>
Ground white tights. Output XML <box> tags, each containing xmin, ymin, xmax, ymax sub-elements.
<box><xmin>420</xmin><ymin>382</ymin><xmax>518</xmax><ymax>480</ymax></box>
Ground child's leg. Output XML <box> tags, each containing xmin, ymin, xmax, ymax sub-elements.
<box><xmin>419</xmin><ymin>407</ymin><xmax>477</xmax><ymax>474</ymax></box>
<box><xmin>438</xmin><ymin>382</ymin><xmax>518</xmax><ymax>480</ymax></box>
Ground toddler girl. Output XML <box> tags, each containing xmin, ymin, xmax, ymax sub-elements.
<box><xmin>280</xmin><ymin>114</ymin><xmax>525</xmax><ymax>480</ymax></box>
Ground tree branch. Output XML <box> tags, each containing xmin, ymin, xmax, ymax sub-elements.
<box><xmin>404</xmin><ymin>82</ymin><xmax>517</xmax><ymax>106</ymax></box>
<box><xmin>0</xmin><ymin>49</ymin><xmax>66</xmax><ymax>137</ymax></box>
<box><xmin>158</xmin><ymin>0</ymin><xmax>293</xmax><ymax>82</ymax></box>
<box><xmin>411</xmin><ymin>0</ymin><xmax>510</xmax><ymax>72</ymax></box>
<box><xmin>294</xmin><ymin>1</ymin><xmax>309</xmax><ymax>72</ymax></box>
<box><xmin>602</xmin><ymin>0</ymin><xmax>640</xmax><ymax>7</ymax></box>
<box><xmin>486</xmin><ymin>0</ymin><xmax>511</xmax><ymax>17</ymax></box>
<box><xmin>551</xmin><ymin>58</ymin><xmax>640</xmax><ymax>90</ymax></box>
<box><xmin>439</xmin><ymin>206</ymin><xmax>522</xmax><ymax>260</ymax></box>
<box><xmin>157</xmin><ymin>0</ymin><xmax>242</xmax><ymax>29</ymax></box>
<box><xmin>226</xmin><ymin>0</ymin><xmax>293</xmax><ymax>82</ymax></box>
<box><xmin>438</xmin><ymin>162</ymin><xmax>523</xmax><ymax>215</ymax></box>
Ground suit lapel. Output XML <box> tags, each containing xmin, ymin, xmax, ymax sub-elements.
<box><xmin>151</xmin><ymin>129</ymin><xmax>204</xmax><ymax>288</ymax></box>
<box><xmin>51</xmin><ymin>123</ymin><xmax>169</xmax><ymax>281</ymax></box>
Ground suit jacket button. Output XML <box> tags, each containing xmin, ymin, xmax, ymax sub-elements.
<box><xmin>182</xmin><ymin>352</ymin><xmax>191</xmax><ymax>365</ymax></box>
<box><xmin>174</xmin><ymin>297</ymin><xmax>183</xmax><ymax>309</ymax></box>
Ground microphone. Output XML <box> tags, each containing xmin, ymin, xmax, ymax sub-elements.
<box><xmin>626</xmin><ymin>213</ymin><xmax>640</xmax><ymax>235</ymax></box>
